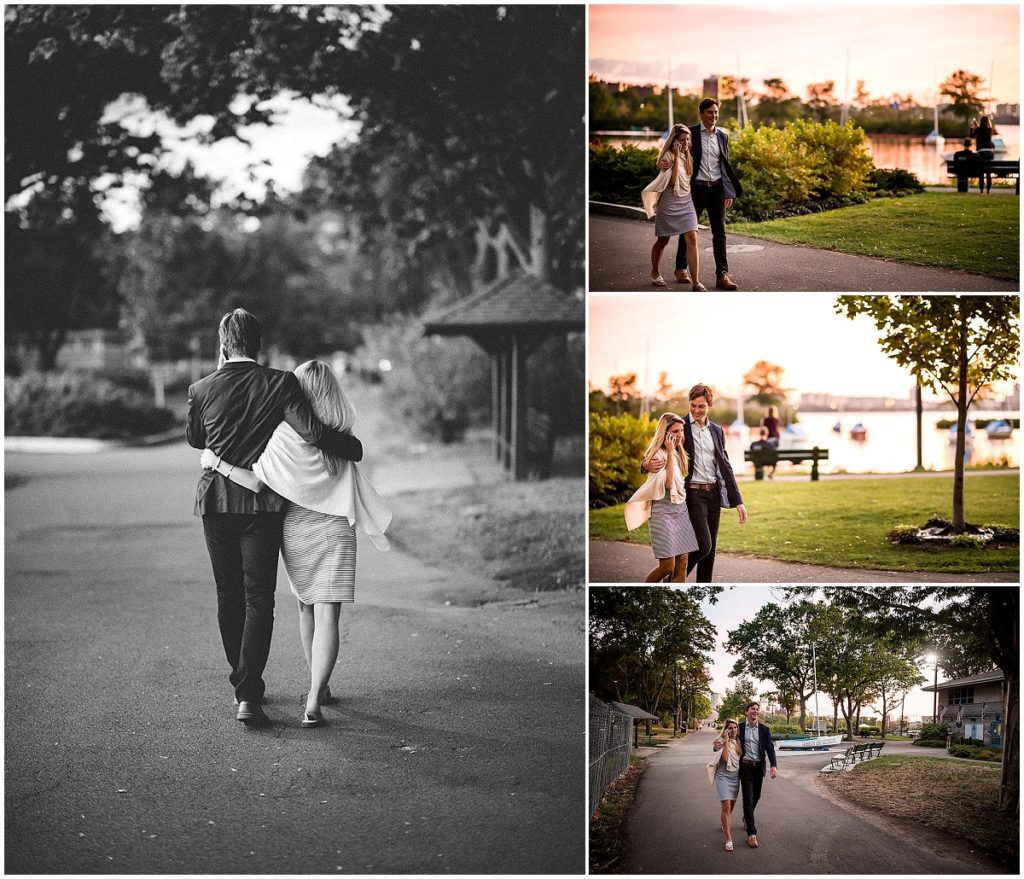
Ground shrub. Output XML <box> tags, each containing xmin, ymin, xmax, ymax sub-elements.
<box><xmin>4</xmin><ymin>371</ymin><xmax>178</xmax><ymax>439</ymax></box>
<box><xmin>589</xmin><ymin>143</ymin><xmax>660</xmax><ymax>207</ymax></box>
<box><xmin>948</xmin><ymin>744</ymin><xmax>1001</xmax><ymax>762</ymax></box>
<box><xmin>729</xmin><ymin>125</ymin><xmax>816</xmax><ymax>220</ymax></box>
<box><xmin>858</xmin><ymin>726</ymin><xmax>882</xmax><ymax>737</ymax></box>
<box><xmin>920</xmin><ymin>722</ymin><xmax>950</xmax><ymax>740</ymax></box>
<box><xmin>787</xmin><ymin>120</ymin><xmax>875</xmax><ymax>198</ymax></box>
<box><xmin>913</xmin><ymin>738</ymin><xmax>948</xmax><ymax>747</ymax></box>
<box><xmin>769</xmin><ymin>724</ymin><xmax>804</xmax><ymax>737</ymax></box>
<box><xmin>871</xmin><ymin>167</ymin><xmax>925</xmax><ymax>195</ymax></box>
<box><xmin>949</xmin><ymin>533</ymin><xmax>985</xmax><ymax>550</ymax></box>
<box><xmin>589</xmin><ymin>411</ymin><xmax>653</xmax><ymax>508</ymax></box>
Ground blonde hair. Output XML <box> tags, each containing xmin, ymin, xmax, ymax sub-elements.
<box><xmin>295</xmin><ymin>360</ymin><xmax>356</xmax><ymax>476</ymax></box>
<box><xmin>657</xmin><ymin>124</ymin><xmax>693</xmax><ymax>177</ymax></box>
<box><xmin>642</xmin><ymin>412</ymin><xmax>690</xmax><ymax>474</ymax></box>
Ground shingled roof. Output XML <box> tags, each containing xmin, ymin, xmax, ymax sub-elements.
<box><xmin>423</xmin><ymin>272</ymin><xmax>583</xmax><ymax>335</ymax></box>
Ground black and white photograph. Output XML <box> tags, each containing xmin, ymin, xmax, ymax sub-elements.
<box><xmin>5</xmin><ymin>5</ymin><xmax>585</xmax><ymax>873</ymax></box>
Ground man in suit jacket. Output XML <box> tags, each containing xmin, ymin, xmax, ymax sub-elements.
<box><xmin>665</xmin><ymin>97</ymin><xmax>743</xmax><ymax>290</ymax></box>
<box><xmin>187</xmin><ymin>308</ymin><xmax>363</xmax><ymax>725</ymax></box>
<box><xmin>737</xmin><ymin>700</ymin><xmax>778</xmax><ymax>848</ymax></box>
<box><xmin>644</xmin><ymin>383</ymin><xmax>747</xmax><ymax>581</ymax></box>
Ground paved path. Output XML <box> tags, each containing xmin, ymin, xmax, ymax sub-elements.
<box><xmin>5</xmin><ymin>442</ymin><xmax>583</xmax><ymax>874</ymax></box>
<box><xmin>589</xmin><ymin>213</ymin><xmax>1019</xmax><ymax>292</ymax></box>
<box><xmin>620</xmin><ymin>728</ymin><xmax>1006</xmax><ymax>874</ymax></box>
<box><xmin>589</xmin><ymin>539</ymin><xmax>1018</xmax><ymax>583</ymax></box>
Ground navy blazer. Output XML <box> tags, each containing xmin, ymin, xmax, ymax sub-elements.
<box><xmin>689</xmin><ymin>124</ymin><xmax>743</xmax><ymax>201</ymax></box>
<box><xmin>683</xmin><ymin>416</ymin><xmax>743</xmax><ymax>508</ymax></box>
<box><xmin>186</xmin><ymin>360</ymin><xmax>363</xmax><ymax>516</ymax></box>
<box><xmin>737</xmin><ymin>721</ymin><xmax>778</xmax><ymax>776</ymax></box>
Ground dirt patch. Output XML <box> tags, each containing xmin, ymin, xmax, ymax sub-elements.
<box><xmin>591</xmin><ymin>755</ymin><xmax>647</xmax><ymax>874</ymax></box>
<box><xmin>818</xmin><ymin>755</ymin><xmax>1018</xmax><ymax>869</ymax></box>
<box><xmin>390</xmin><ymin>476</ymin><xmax>585</xmax><ymax>602</ymax></box>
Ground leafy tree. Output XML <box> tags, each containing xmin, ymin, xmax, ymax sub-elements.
<box><xmin>717</xmin><ymin>676</ymin><xmax>758</xmax><ymax>723</ymax></box>
<box><xmin>806</xmin><ymin>80</ymin><xmax>838</xmax><ymax>122</ymax></box>
<box><xmin>836</xmin><ymin>296</ymin><xmax>1019</xmax><ymax>530</ymax></box>
<box><xmin>871</xmin><ymin>641</ymin><xmax>926</xmax><ymax>739</ymax></box>
<box><xmin>607</xmin><ymin>373</ymin><xmax>641</xmax><ymax>415</ymax></box>
<box><xmin>940</xmin><ymin>69</ymin><xmax>987</xmax><ymax>126</ymax></box>
<box><xmin>813</xmin><ymin>603</ymin><xmax>881</xmax><ymax>739</ymax></box>
<box><xmin>742</xmin><ymin>360</ymin><xmax>791</xmax><ymax>408</ymax></box>
<box><xmin>806</xmin><ymin>587</ymin><xmax>1018</xmax><ymax>813</ymax></box>
<box><xmin>590</xmin><ymin>586</ymin><xmax>718</xmax><ymax>718</ymax></box>
<box><xmin>724</xmin><ymin>600</ymin><xmax>827</xmax><ymax>730</ymax></box>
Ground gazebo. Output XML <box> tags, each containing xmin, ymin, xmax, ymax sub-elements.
<box><xmin>423</xmin><ymin>272</ymin><xmax>583</xmax><ymax>480</ymax></box>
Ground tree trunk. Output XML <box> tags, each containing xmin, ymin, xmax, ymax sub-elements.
<box><xmin>999</xmin><ymin>661</ymin><xmax>1018</xmax><ymax>813</ymax></box>
<box><xmin>798</xmin><ymin>698</ymin><xmax>807</xmax><ymax>731</ymax></box>
<box><xmin>952</xmin><ymin>319</ymin><xmax>969</xmax><ymax>530</ymax></box>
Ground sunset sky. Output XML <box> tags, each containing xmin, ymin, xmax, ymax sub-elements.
<box><xmin>590</xmin><ymin>4</ymin><xmax>1021</xmax><ymax>106</ymax></box>
<box><xmin>587</xmin><ymin>294</ymin><xmax>1020</xmax><ymax>400</ymax></box>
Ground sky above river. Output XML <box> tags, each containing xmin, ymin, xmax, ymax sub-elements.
<box><xmin>588</xmin><ymin>294</ymin><xmax>1020</xmax><ymax>402</ymax></box>
<box><xmin>590</xmin><ymin>4</ymin><xmax>1021</xmax><ymax>106</ymax></box>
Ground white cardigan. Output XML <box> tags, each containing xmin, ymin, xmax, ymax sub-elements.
<box><xmin>641</xmin><ymin>153</ymin><xmax>692</xmax><ymax>218</ymax></box>
<box><xmin>253</xmin><ymin>422</ymin><xmax>392</xmax><ymax>551</ymax></box>
<box><xmin>623</xmin><ymin>448</ymin><xmax>687</xmax><ymax>531</ymax></box>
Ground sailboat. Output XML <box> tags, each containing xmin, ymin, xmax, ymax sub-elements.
<box><xmin>777</xmin><ymin>642</ymin><xmax>844</xmax><ymax>750</ymax></box>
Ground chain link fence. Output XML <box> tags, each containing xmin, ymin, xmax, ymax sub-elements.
<box><xmin>589</xmin><ymin>696</ymin><xmax>633</xmax><ymax>817</ymax></box>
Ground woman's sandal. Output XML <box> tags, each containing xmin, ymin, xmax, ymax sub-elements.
<box><xmin>724</xmin><ymin>840</ymin><xmax>734</xmax><ymax>851</ymax></box>
<box><xmin>692</xmin><ymin>282</ymin><xmax>708</xmax><ymax>292</ymax></box>
<box><xmin>301</xmin><ymin>710</ymin><xmax>325</xmax><ymax>728</ymax></box>
<box><xmin>651</xmin><ymin>275</ymin><xmax>667</xmax><ymax>287</ymax></box>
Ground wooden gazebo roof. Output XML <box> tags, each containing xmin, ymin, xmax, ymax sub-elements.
<box><xmin>423</xmin><ymin>273</ymin><xmax>583</xmax><ymax>341</ymax></box>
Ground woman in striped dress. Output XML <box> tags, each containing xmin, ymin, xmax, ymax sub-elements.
<box><xmin>623</xmin><ymin>412</ymin><xmax>700</xmax><ymax>582</ymax></box>
<box><xmin>201</xmin><ymin>361</ymin><xmax>391</xmax><ymax>728</ymax></box>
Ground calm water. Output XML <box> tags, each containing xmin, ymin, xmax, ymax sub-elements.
<box><xmin>597</xmin><ymin>125</ymin><xmax>1020</xmax><ymax>185</ymax></box>
<box><xmin>723</xmin><ymin>410</ymin><xmax>1020</xmax><ymax>475</ymax></box>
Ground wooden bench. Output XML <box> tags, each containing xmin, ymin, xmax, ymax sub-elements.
<box><xmin>867</xmin><ymin>741</ymin><xmax>885</xmax><ymax>759</ymax></box>
<box><xmin>825</xmin><ymin>746</ymin><xmax>857</xmax><ymax>772</ymax></box>
<box><xmin>852</xmin><ymin>743</ymin><xmax>871</xmax><ymax>761</ymax></box>
<box><xmin>744</xmin><ymin>446</ymin><xmax>829</xmax><ymax>481</ymax></box>
<box><xmin>945</xmin><ymin>157</ymin><xmax>1020</xmax><ymax>194</ymax></box>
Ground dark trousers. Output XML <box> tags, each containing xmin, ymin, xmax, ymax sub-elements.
<box><xmin>738</xmin><ymin>761</ymin><xmax>764</xmax><ymax>836</ymax></box>
<box><xmin>685</xmin><ymin>488</ymin><xmax>722</xmax><ymax>582</ymax></box>
<box><xmin>202</xmin><ymin>513</ymin><xmax>284</xmax><ymax>702</ymax></box>
<box><xmin>675</xmin><ymin>180</ymin><xmax>728</xmax><ymax>277</ymax></box>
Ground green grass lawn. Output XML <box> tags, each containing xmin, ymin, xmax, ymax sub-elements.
<box><xmin>590</xmin><ymin>474</ymin><xmax>1019</xmax><ymax>573</ymax></box>
<box><xmin>730</xmin><ymin>193</ymin><xmax>1019</xmax><ymax>280</ymax></box>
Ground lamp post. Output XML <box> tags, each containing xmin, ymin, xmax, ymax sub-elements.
<box><xmin>925</xmin><ymin>652</ymin><xmax>939</xmax><ymax>722</ymax></box>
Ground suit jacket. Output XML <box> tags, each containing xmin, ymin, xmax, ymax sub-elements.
<box><xmin>683</xmin><ymin>415</ymin><xmax>743</xmax><ymax>508</ymax></box>
<box><xmin>737</xmin><ymin>721</ymin><xmax>777</xmax><ymax>777</ymax></box>
<box><xmin>186</xmin><ymin>360</ymin><xmax>363</xmax><ymax>516</ymax></box>
<box><xmin>689</xmin><ymin>124</ymin><xmax>743</xmax><ymax>201</ymax></box>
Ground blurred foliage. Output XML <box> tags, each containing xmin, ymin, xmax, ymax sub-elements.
<box><xmin>5</xmin><ymin>371</ymin><xmax>176</xmax><ymax>438</ymax></box>
<box><xmin>589</xmin><ymin>411</ymin><xmax>651</xmax><ymax>508</ymax></box>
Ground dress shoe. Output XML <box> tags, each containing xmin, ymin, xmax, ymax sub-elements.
<box><xmin>233</xmin><ymin>694</ymin><xmax>263</xmax><ymax>706</ymax></box>
<box><xmin>674</xmin><ymin>268</ymin><xmax>692</xmax><ymax>284</ymax></box>
<box><xmin>236</xmin><ymin>700</ymin><xmax>270</xmax><ymax>725</ymax></box>
<box><xmin>716</xmin><ymin>273</ymin><xmax>739</xmax><ymax>290</ymax></box>
<box><xmin>747</xmin><ymin>835</ymin><xmax>759</xmax><ymax>848</ymax></box>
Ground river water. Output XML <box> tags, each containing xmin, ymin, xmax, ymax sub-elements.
<box><xmin>722</xmin><ymin>409</ymin><xmax>1020</xmax><ymax>475</ymax></box>
<box><xmin>597</xmin><ymin>125</ymin><xmax>1019</xmax><ymax>185</ymax></box>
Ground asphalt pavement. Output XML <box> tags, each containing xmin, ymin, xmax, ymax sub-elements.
<box><xmin>5</xmin><ymin>442</ymin><xmax>584</xmax><ymax>873</ymax></box>
<box><xmin>619</xmin><ymin>727</ymin><xmax>1006</xmax><ymax>874</ymax></box>
<box><xmin>588</xmin><ymin>539</ymin><xmax>1019</xmax><ymax>583</ymax></box>
<box><xmin>589</xmin><ymin>212</ymin><xmax>1019</xmax><ymax>292</ymax></box>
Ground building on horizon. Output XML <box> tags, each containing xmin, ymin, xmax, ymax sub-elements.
<box><xmin>922</xmin><ymin>669</ymin><xmax>1005</xmax><ymax>748</ymax></box>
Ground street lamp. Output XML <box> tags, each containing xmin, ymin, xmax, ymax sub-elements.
<box><xmin>925</xmin><ymin>652</ymin><xmax>939</xmax><ymax>722</ymax></box>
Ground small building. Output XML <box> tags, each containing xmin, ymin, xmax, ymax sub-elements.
<box><xmin>922</xmin><ymin>669</ymin><xmax>1005</xmax><ymax>748</ymax></box>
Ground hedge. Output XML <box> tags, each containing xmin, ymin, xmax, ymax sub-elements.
<box><xmin>589</xmin><ymin>411</ymin><xmax>653</xmax><ymax>508</ymax></box>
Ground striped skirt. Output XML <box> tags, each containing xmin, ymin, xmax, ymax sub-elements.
<box><xmin>715</xmin><ymin>766</ymin><xmax>740</xmax><ymax>801</ymax></box>
<box><xmin>649</xmin><ymin>496</ymin><xmax>699</xmax><ymax>559</ymax></box>
<box><xmin>654</xmin><ymin>189</ymin><xmax>699</xmax><ymax>238</ymax></box>
<box><xmin>281</xmin><ymin>502</ymin><xmax>356</xmax><ymax>603</ymax></box>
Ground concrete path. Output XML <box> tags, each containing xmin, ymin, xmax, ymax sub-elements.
<box><xmin>619</xmin><ymin>727</ymin><xmax>1007</xmax><ymax>874</ymax></box>
<box><xmin>588</xmin><ymin>539</ymin><xmax>1018</xmax><ymax>583</ymax></box>
<box><xmin>4</xmin><ymin>442</ymin><xmax>584</xmax><ymax>874</ymax></box>
<box><xmin>589</xmin><ymin>212</ymin><xmax>1019</xmax><ymax>292</ymax></box>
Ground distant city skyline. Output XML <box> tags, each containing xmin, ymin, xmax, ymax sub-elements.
<box><xmin>590</xmin><ymin>5</ymin><xmax>1021</xmax><ymax>106</ymax></box>
<box><xmin>588</xmin><ymin>294</ymin><xmax>1020</xmax><ymax>402</ymax></box>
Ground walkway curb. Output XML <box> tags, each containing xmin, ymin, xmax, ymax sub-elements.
<box><xmin>590</xmin><ymin>200</ymin><xmax>648</xmax><ymax>220</ymax></box>
<box><xmin>5</xmin><ymin>427</ymin><xmax>184</xmax><ymax>454</ymax></box>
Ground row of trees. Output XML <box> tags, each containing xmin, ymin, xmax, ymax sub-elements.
<box><xmin>590</xmin><ymin>69</ymin><xmax>1001</xmax><ymax>134</ymax></box>
<box><xmin>6</xmin><ymin>6</ymin><xmax>584</xmax><ymax>370</ymax></box>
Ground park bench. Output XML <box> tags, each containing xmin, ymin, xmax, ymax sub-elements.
<box><xmin>945</xmin><ymin>156</ymin><xmax>1020</xmax><ymax>194</ymax></box>
<box><xmin>744</xmin><ymin>446</ymin><xmax>829</xmax><ymax>481</ymax></box>
<box><xmin>867</xmin><ymin>742</ymin><xmax>885</xmax><ymax>759</ymax></box>
<box><xmin>825</xmin><ymin>747</ymin><xmax>857</xmax><ymax>772</ymax></box>
<box><xmin>852</xmin><ymin>743</ymin><xmax>871</xmax><ymax>761</ymax></box>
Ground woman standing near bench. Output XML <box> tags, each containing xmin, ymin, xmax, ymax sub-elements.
<box><xmin>974</xmin><ymin>116</ymin><xmax>998</xmax><ymax>193</ymax></box>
